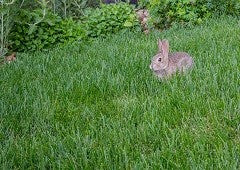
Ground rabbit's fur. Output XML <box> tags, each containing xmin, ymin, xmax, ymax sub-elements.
<box><xmin>150</xmin><ymin>39</ymin><xmax>193</xmax><ymax>79</ymax></box>
<box><xmin>5</xmin><ymin>52</ymin><xmax>16</xmax><ymax>63</ymax></box>
<box><xmin>136</xmin><ymin>9</ymin><xmax>149</xmax><ymax>34</ymax></box>
<box><xmin>0</xmin><ymin>52</ymin><xmax>16</xmax><ymax>65</ymax></box>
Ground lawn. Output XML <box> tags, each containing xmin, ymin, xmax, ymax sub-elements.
<box><xmin>0</xmin><ymin>16</ymin><xmax>239</xmax><ymax>169</ymax></box>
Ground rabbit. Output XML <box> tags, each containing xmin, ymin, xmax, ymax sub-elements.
<box><xmin>0</xmin><ymin>52</ymin><xmax>17</xmax><ymax>65</ymax></box>
<box><xmin>5</xmin><ymin>52</ymin><xmax>17</xmax><ymax>63</ymax></box>
<box><xmin>149</xmin><ymin>39</ymin><xmax>194</xmax><ymax>79</ymax></box>
<box><xmin>136</xmin><ymin>9</ymin><xmax>150</xmax><ymax>34</ymax></box>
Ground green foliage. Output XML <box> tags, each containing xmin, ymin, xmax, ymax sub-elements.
<box><xmin>138</xmin><ymin>0</ymin><xmax>150</xmax><ymax>8</ymax></box>
<box><xmin>9</xmin><ymin>9</ymin><xmax>86</xmax><ymax>52</ymax></box>
<box><xmin>206</xmin><ymin>0</ymin><xmax>240</xmax><ymax>16</ymax></box>
<box><xmin>0</xmin><ymin>0</ymin><xmax>18</xmax><ymax>56</ymax></box>
<box><xmin>8</xmin><ymin>2</ymin><xmax>140</xmax><ymax>52</ymax></box>
<box><xmin>83</xmin><ymin>3</ymin><xmax>140</xmax><ymax>38</ymax></box>
<box><xmin>145</xmin><ymin>0</ymin><xmax>240</xmax><ymax>29</ymax></box>
<box><xmin>18</xmin><ymin>0</ymin><xmax>98</xmax><ymax>18</ymax></box>
<box><xmin>148</xmin><ymin>0</ymin><xmax>211</xmax><ymax>29</ymax></box>
<box><xmin>49</xmin><ymin>0</ymin><xmax>89</xmax><ymax>18</ymax></box>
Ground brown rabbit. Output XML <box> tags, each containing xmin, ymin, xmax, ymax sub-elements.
<box><xmin>150</xmin><ymin>39</ymin><xmax>194</xmax><ymax>79</ymax></box>
<box><xmin>136</xmin><ymin>9</ymin><xmax>149</xmax><ymax>34</ymax></box>
<box><xmin>1</xmin><ymin>52</ymin><xmax>16</xmax><ymax>64</ymax></box>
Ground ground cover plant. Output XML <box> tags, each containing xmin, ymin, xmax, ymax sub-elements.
<box><xmin>0</xmin><ymin>16</ymin><xmax>239</xmax><ymax>168</ymax></box>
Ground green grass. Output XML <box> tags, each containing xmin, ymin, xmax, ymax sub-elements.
<box><xmin>0</xmin><ymin>16</ymin><xmax>240</xmax><ymax>169</ymax></box>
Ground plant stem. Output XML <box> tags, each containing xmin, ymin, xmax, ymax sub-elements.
<box><xmin>1</xmin><ymin>13</ymin><xmax>4</xmax><ymax>56</ymax></box>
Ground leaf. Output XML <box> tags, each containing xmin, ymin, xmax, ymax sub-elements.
<box><xmin>124</xmin><ymin>21</ymin><xmax>133</xmax><ymax>27</ymax></box>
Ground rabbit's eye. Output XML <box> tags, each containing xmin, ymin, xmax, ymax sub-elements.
<box><xmin>158</xmin><ymin>58</ymin><xmax>162</xmax><ymax>62</ymax></box>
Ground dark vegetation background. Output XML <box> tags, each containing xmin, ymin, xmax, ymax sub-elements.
<box><xmin>0</xmin><ymin>0</ymin><xmax>239</xmax><ymax>56</ymax></box>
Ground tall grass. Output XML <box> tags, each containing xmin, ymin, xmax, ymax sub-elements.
<box><xmin>0</xmin><ymin>16</ymin><xmax>240</xmax><ymax>169</ymax></box>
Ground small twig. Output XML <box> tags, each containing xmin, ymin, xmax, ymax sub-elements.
<box><xmin>27</xmin><ymin>5</ymin><xmax>47</xmax><ymax>27</ymax></box>
<box><xmin>72</xmin><ymin>0</ymin><xmax>86</xmax><ymax>15</ymax></box>
<box><xmin>4</xmin><ymin>0</ymin><xmax>16</xmax><ymax>5</ymax></box>
<box><xmin>19</xmin><ymin>0</ymin><xmax>25</xmax><ymax>8</ymax></box>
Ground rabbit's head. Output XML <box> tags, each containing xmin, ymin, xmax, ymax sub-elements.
<box><xmin>150</xmin><ymin>39</ymin><xmax>169</xmax><ymax>71</ymax></box>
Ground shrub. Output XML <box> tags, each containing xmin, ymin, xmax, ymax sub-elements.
<box><xmin>148</xmin><ymin>0</ymin><xmax>211</xmax><ymax>29</ymax></box>
<box><xmin>82</xmin><ymin>3</ymin><xmax>140</xmax><ymax>38</ymax></box>
<box><xmin>9</xmin><ymin>9</ymin><xmax>86</xmax><ymax>52</ymax></box>
<box><xmin>142</xmin><ymin>0</ymin><xmax>240</xmax><ymax>30</ymax></box>
<box><xmin>206</xmin><ymin>0</ymin><xmax>240</xmax><ymax>16</ymax></box>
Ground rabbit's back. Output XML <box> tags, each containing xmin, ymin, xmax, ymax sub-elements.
<box><xmin>168</xmin><ymin>52</ymin><xmax>193</xmax><ymax>71</ymax></box>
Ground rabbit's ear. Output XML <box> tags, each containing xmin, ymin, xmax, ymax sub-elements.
<box><xmin>158</xmin><ymin>39</ymin><xmax>162</xmax><ymax>52</ymax></box>
<box><xmin>162</xmin><ymin>39</ymin><xmax>169</xmax><ymax>58</ymax></box>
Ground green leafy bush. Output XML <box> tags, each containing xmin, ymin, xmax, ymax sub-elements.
<box><xmin>9</xmin><ymin>9</ymin><xmax>86</xmax><ymax>52</ymax></box>
<box><xmin>148</xmin><ymin>0</ymin><xmax>211</xmax><ymax>29</ymax></box>
<box><xmin>142</xmin><ymin>0</ymin><xmax>240</xmax><ymax>29</ymax></box>
<box><xmin>206</xmin><ymin>0</ymin><xmax>240</xmax><ymax>16</ymax></box>
<box><xmin>82</xmin><ymin>3</ymin><xmax>140</xmax><ymax>38</ymax></box>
